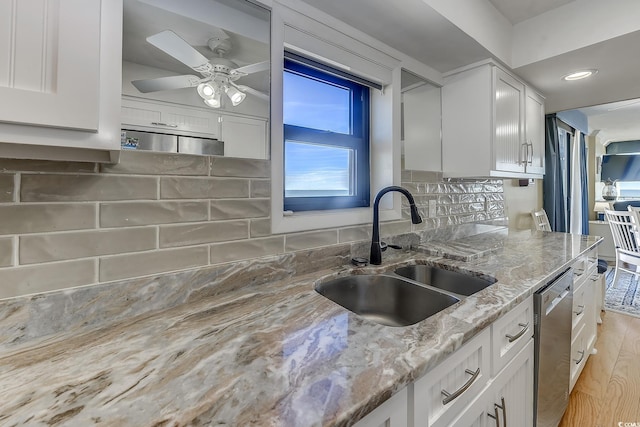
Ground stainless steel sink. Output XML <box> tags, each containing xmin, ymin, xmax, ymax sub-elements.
<box><xmin>315</xmin><ymin>274</ymin><xmax>460</xmax><ymax>327</ymax></box>
<box><xmin>394</xmin><ymin>265</ymin><xmax>495</xmax><ymax>296</ymax></box>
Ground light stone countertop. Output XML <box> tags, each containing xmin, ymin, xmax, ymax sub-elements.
<box><xmin>0</xmin><ymin>228</ymin><xmax>601</xmax><ymax>426</ymax></box>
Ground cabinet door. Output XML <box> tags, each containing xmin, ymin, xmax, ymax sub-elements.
<box><xmin>570</xmin><ymin>323</ymin><xmax>587</xmax><ymax>391</ymax></box>
<box><xmin>220</xmin><ymin>115</ymin><xmax>267</xmax><ymax>159</ymax></box>
<box><xmin>493</xmin><ymin>68</ymin><xmax>525</xmax><ymax>173</ymax></box>
<box><xmin>0</xmin><ymin>0</ymin><xmax>122</xmax><ymax>162</ymax></box>
<box><xmin>448</xmin><ymin>392</ymin><xmax>492</xmax><ymax>427</ymax></box>
<box><xmin>489</xmin><ymin>339</ymin><xmax>534</xmax><ymax>427</ymax></box>
<box><xmin>525</xmin><ymin>89</ymin><xmax>545</xmax><ymax>175</ymax></box>
<box><xmin>449</xmin><ymin>341</ymin><xmax>534</xmax><ymax>427</ymax></box>
<box><xmin>413</xmin><ymin>328</ymin><xmax>491</xmax><ymax>427</ymax></box>
<box><xmin>354</xmin><ymin>387</ymin><xmax>408</xmax><ymax>427</ymax></box>
<box><xmin>0</xmin><ymin>0</ymin><xmax>101</xmax><ymax>131</ymax></box>
<box><xmin>402</xmin><ymin>82</ymin><xmax>442</xmax><ymax>172</ymax></box>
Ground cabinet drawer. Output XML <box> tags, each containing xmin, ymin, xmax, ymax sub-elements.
<box><xmin>491</xmin><ymin>296</ymin><xmax>533</xmax><ymax>376</ymax></box>
<box><xmin>572</xmin><ymin>283</ymin><xmax>588</xmax><ymax>331</ymax></box>
<box><xmin>570</xmin><ymin>323</ymin><xmax>588</xmax><ymax>391</ymax></box>
<box><xmin>572</xmin><ymin>255</ymin><xmax>588</xmax><ymax>287</ymax></box>
<box><xmin>413</xmin><ymin>328</ymin><xmax>491</xmax><ymax>427</ymax></box>
<box><xmin>573</xmin><ymin>249</ymin><xmax>598</xmax><ymax>291</ymax></box>
<box><xmin>448</xmin><ymin>340</ymin><xmax>534</xmax><ymax>427</ymax></box>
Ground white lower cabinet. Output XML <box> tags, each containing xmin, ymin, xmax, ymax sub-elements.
<box><xmin>448</xmin><ymin>340</ymin><xmax>534</xmax><ymax>427</ymax></box>
<box><xmin>413</xmin><ymin>296</ymin><xmax>534</xmax><ymax>427</ymax></box>
<box><xmin>357</xmin><ymin>297</ymin><xmax>535</xmax><ymax>427</ymax></box>
<box><xmin>413</xmin><ymin>328</ymin><xmax>491</xmax><ymax>427</ymax></box>
<box><xmin>569</xmin><ymin>247</ymin><xmax>599</xmax><ymax>392</ymax></box>
<box><xmin>354</xmin><ymin>387</ymin><xmax>408</xmax><ymax>427</ymax></box>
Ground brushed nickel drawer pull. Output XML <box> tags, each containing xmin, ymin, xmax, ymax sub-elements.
<box><xmin>497</xmin><ymin>396</ymin><xmax>507</xmax><ymax>427</ymax></box>
<box><xmin>574</xmin><ymin>349</ymin><xmax>585</xmax><ymax>365</ymax></box>
<box><xmin>441</xmin><ymin>367</ymin><xmax>480</xmax><ymax>405</ymax></box>
<box><xmin>487</xmin><ymin>405</ymin><xmax>500</xmax><ymax>427</ymax></box>
<box><xmin>505</xmin><ymin>322</ymin><xmax>529</xmax><ymax>343</ymax></box>
<box><xmin>574</xmin><ymin>305</ymin><xmax>585</xmax><ymax>316</ymax></box>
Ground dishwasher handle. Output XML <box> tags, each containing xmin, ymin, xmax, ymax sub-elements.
<box><xmin>545</xmin><ymin>285</ymin><xmax>571</xmax><ymax>316</ymax></box>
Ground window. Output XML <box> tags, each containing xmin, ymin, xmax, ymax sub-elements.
<box><xmin>283</xmin><ymin>54</ymin><xmax>370</xmax><ymax>211</ymax></box>
<box><xmin>617</xmin><ymin>181</ymin><xmax>640</xmax><ymax>199</ymax></box>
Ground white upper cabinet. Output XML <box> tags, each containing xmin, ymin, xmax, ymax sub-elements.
<box><xmin>401</xmin><ymin>69</ymin><xmax>442</xmax><ymax>172</ymax></box>
<box><xmin>121</xmin><ymin>96</ymin><xmax>221</xmax><ymax>139</ymax></box>
<box><xmin>441</xmin><ymin>60</ymin><xmax>545</xmax><ymax>179</ymax></box>
<box><xmin>493</xmin><ymin>68</ymin><xmax>525</xmax><ymax>174</ymax></box>
<box><xmin>525</xmin><ymin>88</ymin><xmax>546</xmax><ymax>175</ymax></box>
<box><xmin>220</xmin><ymin>115</ymin><xmax>267</xmax><ymax>160</ymax></box>
<box><xmin>0</xmin><ymin>0</ymin><xmax>122</xmax><ymax>163</ymax></box>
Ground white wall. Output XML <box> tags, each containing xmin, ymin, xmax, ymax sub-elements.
<box><xmin>503</xmin><ymin>179</ymin><xmax>543</xmax><ymax>230</ymax></box>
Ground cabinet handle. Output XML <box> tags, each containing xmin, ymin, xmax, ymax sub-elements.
<box><xmin>574</xmin><ymin>305</ymin><xmax>585</xmax><ymax>316</ymax></box>
<box><xmin>520</xmin><ymin>143</ymin><xmax>528</xmax><ymax>165</ymax></box>
<box><xmin>150</xmin><ymin>122</ymin><xmax>178</xmax><ymax>128</ymax></box>
<box><xmin>441</xmin><ymin>367</ymin><xmax>480</xmax><ymax>404</ymax></box>
<box><xmin>496</xmin><ymin>397</ymin><xmax>507</xmax><ymax>427</ymax></box>
<box><xmin>487</xmin><ymin>405</ymin><xmax>501</xmax><ymax>427</ymax></box>
<box><xmin>574</xmin><ymin>349</ymin><xmax>585</xmax><ymax>364</ymax></box>
<box><xmin>527</xmin><ymin>141</ymin><xmax>534</xmax><ymax>165</ymax></box>
<box><xmin>505</xmin><ymin>322</ymin><xmax>529</xmax><ymax>343</ymax></box>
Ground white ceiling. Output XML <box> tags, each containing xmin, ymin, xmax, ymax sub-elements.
<box><xmin>487</xmin><ymin>0</ymin><xmax>575</xmax><ymax>24</ymax></box>
<box><xmin>578</xmin><ymin>99</ymin><xmax>640</xmax><ymax>144</ymax></box>
<box><xmin>298</xmin><ymin>0</ymin><xmax>640</xmax><ymax>143</ymax></box>
<box><xmin>122</xmin><ymin>0</ymin><xmax>270</xmax><ymax>94</ymax></box>
<box><xmin>296</xmin><ymin>0</ymin><xmax>494</xmax><ymax>73</ymax></box>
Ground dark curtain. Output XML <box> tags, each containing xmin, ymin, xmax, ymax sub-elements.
<box><xmin>579</xmin><ymin>133</ymin><xmax>589</xmax><ymax>235</ymax></box>
<box><xmin>544</xmin><ymin>114</ymin><xmax>589</xmax><ymax>234</ymax></box>
<box><xmin>543</xmin><ymin>114</ymin><xmax>567</xmax><ymax>232</ymax></box>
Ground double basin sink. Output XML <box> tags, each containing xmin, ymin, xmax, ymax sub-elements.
<box><xmin>316</xmin><ymin>264</ymin><xmax>495</xmax><ymax>327</ymax></box>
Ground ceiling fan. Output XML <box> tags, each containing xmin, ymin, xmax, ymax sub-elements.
<box><xmin>131</xmin><ymin>29</ymin><xmax>269</xmax><ymax>108</ymax></box>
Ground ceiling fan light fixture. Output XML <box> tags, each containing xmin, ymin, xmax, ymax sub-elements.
<box><xmin>197</xmin><ymin>83</ymin><xmax>216</xmax><ymax>99</ymax></box>
<box><xmin>562</xmin><ymin>69</ymin><xmax>598</xmax><ymax>81</ymax></box>
<box><xmin>225</xmin><ymin>85</ymin><xmax>246</xmax><ymax>106</ymax></box>
<box><xmin>204</xmin><ymin>93</ymin><xmax>222</xmax><ymax>108</ymax></box>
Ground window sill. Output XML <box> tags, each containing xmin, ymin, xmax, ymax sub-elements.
<box><xmin>270</xmin><ymin>203</ymin><xmax>402</xmax><ymax>234</ymax></box>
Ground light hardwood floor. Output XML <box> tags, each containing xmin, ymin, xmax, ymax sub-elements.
<box><xmin>559</xmin><ymin>310</ymin><xmax>640</xmax><ymax>427</ymax></box>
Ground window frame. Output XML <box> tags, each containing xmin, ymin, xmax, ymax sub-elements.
<box><xmin>283</xmin><ymin>57</ymin><xmax>370</xmax><ymax>212</ymax></box>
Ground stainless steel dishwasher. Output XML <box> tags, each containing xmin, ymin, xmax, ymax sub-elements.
<box><xmin>534</xmin><ymin>267</ymin><xmax>573</xmax><ymax>427</ymax></box>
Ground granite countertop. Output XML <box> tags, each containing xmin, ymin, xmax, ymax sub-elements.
<box><xmin>0</xmin><ymin>228</ymin><xmax>601</xmax><ymax>426</ymax></box>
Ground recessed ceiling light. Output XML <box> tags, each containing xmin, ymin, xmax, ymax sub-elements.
<box><xmin>562</xmin><ymin>69</ymin><xmax>598</xmax><ymax>81</ymax></box>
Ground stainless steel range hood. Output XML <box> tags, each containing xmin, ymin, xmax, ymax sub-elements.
<box><xmin>121</xmin><ymin>129</ymin><xmax>224</xmax><ymax>156</ymax></box>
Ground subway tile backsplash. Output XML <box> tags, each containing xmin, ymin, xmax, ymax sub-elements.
<box><xmin>0</xmin><ymin>152</ymin><xmax>505</xmax><ymax>299</ymax></box>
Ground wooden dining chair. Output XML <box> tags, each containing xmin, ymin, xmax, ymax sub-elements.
<box><xmin>604</xmin><ymin>209</ymin><xmax>640</xmax><ymax>288</ymax></box>
<box><xmin>531</xmin><ymin>209</ymin><xmax>552</xmax><ymax>232</ymax></box>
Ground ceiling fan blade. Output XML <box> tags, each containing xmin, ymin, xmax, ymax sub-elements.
<box><xmin>237</xmin><ymin>85</ymin><xmax>269</xmax><ymax>101</ymax></box>
<box><xmin>147</xmin><ymin>30</ymin><xmax>210</xmax><ymax>70</ymax></box>
<box><xmin>233</xmin><ymin>61</ymin><xmax>270</xmax><ymax>76</ymax></box>
<box><xmin>131</xmin><ymin>75</ymin><xmax>201</xmax><ymax>93</ymax></box>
